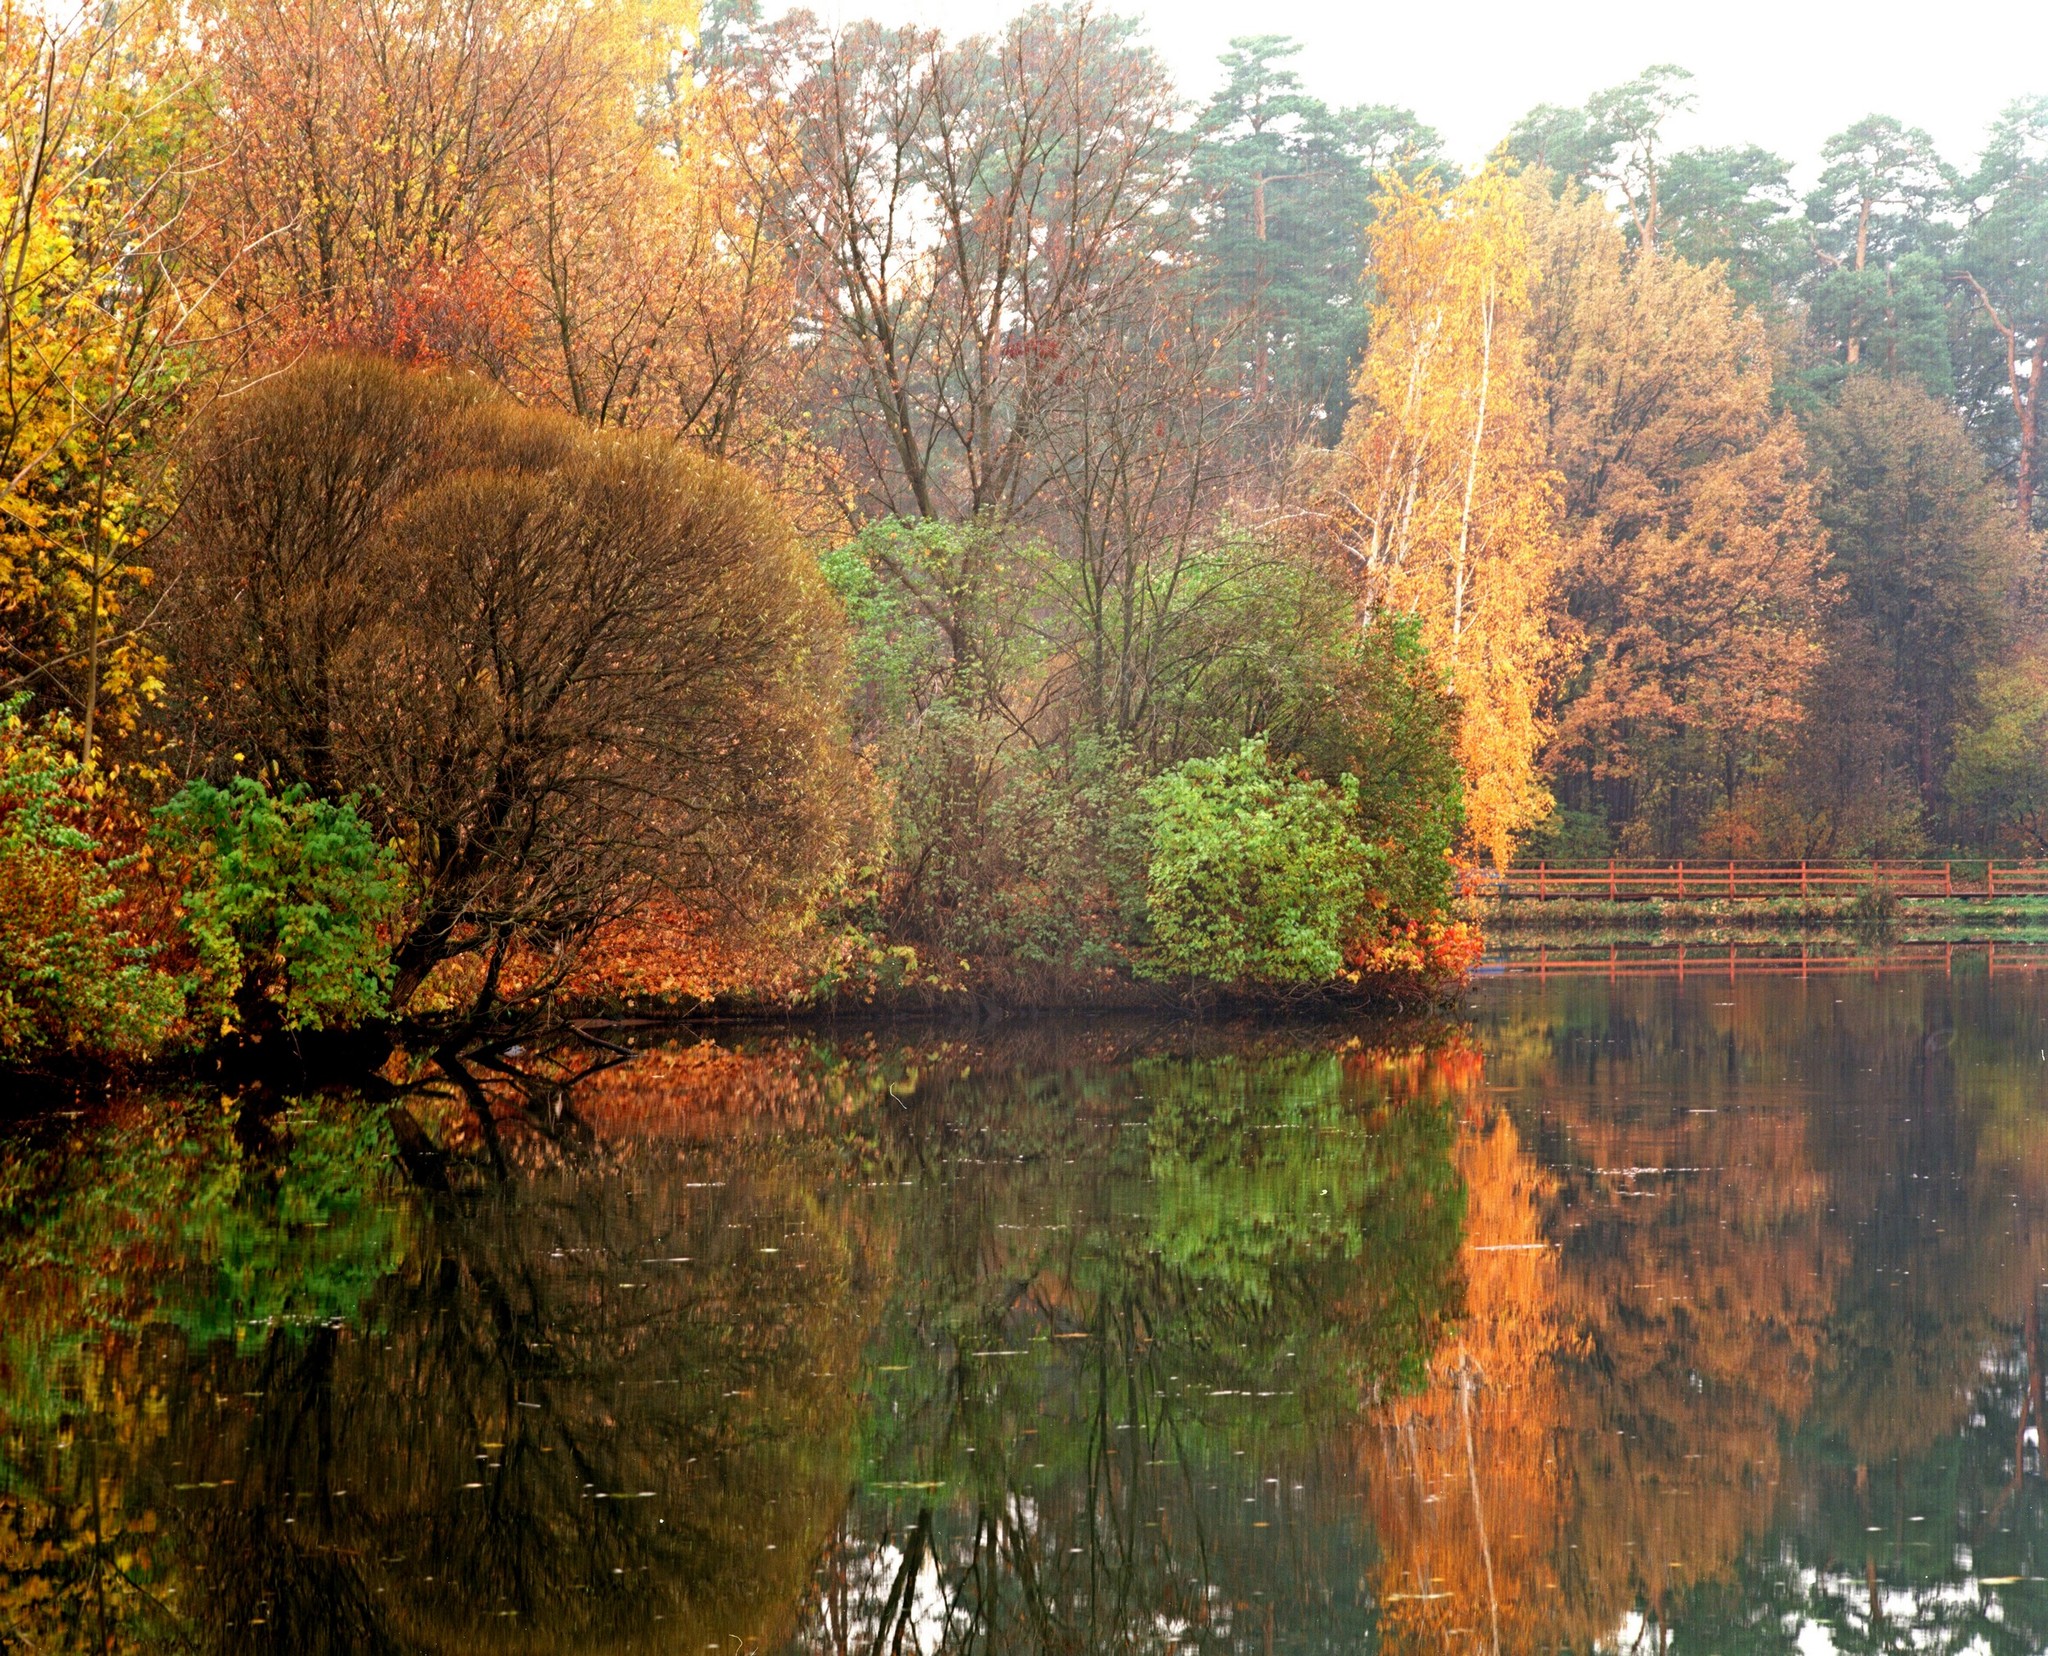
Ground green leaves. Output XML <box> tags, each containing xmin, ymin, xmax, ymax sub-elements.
<box><xmin>0</xmin><ymin>699</ymin><xmax>182</xmax><ymax>1060</ymax></box>
<box><xmin>1139</xmin><ymin>737</ymin><xmax>1377</xmax><ymax>987</ymax></box>
<box><xmin>151</xmin><ymin>777</ymin><xmax>405</xmax><ymax>1033</ymax></box>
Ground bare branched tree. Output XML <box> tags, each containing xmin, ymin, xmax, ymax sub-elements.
<box><xmin>737</xmin><ymin>4</ymin><xmax>1188</xmax><ymax>524</ymax></box>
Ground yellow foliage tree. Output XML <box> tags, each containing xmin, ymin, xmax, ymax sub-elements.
<box><xmin>1322</xmin><ymin>168</ymin><xmax>1568</xmax><ymax>868</ymax></box>
<box><xmin>0</xmin><ymin>0</ymin><xmax>207</xmax><ymax>767</ymax></box>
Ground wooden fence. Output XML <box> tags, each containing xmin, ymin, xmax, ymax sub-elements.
<box><xmin>1483</xmin><ymin>859</ymin><xmax>2048</xmax><ymax>901</ymax></box>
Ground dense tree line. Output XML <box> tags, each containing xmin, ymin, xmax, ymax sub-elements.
<box><xmin>1222</xmin><ymin>53</ymin><xmax>2047</xmax><ymax>856</ymax></box>
<box><xmin>1</xmin><ymin>0</ymin><xmax>2044</xmax><ymax>1060</ymax></box>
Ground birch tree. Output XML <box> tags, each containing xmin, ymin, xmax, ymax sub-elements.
<box><xmin>1320</xmin><ymin>168</ymin><xmax>1565</xmax><ymax>867</ymax></box>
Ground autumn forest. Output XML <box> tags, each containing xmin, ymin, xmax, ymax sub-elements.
<box><xmin>4</xmin><ymin>0</ymin><xmax>2048</xmax><ymax>1060</ymax></box>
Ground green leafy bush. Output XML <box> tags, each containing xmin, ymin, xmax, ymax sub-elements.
<box><xmin>152</xmin><ymin>777</ymin><xmax>405</xmax><ymax>1034</ymax></box>
<box><xmin>825</xmin><ymin>517</ymin><xmax>1466</xmax><ymax>992</ymax></box>
<box><xmin>0</xmin><ymin>700</ymin><xmax>182</xmax><ymax>1061</ymax></box>
<box><xmin>1287</xmin><ymin>614</ymin><xmax>1465</xmax><ymax>924</ymax></box>
<box><xmin>1139</xmin><ymin>738</ymin><xmax>1376</xmax><ymax>987</ymax></box>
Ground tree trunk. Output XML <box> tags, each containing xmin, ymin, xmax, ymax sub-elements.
<box><xmin>2019</xmin><ymin>338</ymin><xmax>2042</xmax><ymax>530</ymax></box>
<box><xmin>1451</xmin><ymin>274</ymin><xmax>1497</xmax><ymax>664</ymax></box>
<box><xmin>1846</xmin><ymin>197</ymin><xmax>1870</xmax><ymax>365</ymax></box>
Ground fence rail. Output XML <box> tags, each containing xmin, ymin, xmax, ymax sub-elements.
<box><xmin>1482</xmin><ymin>859</ymin><xmax>2048</xmax><ymax>901</ymax></box>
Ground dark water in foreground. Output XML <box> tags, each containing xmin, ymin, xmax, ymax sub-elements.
<box><xmin>5</xmin><ymin>958</ymin><xmax>2048</xmax><ymax>1652</ymax></box>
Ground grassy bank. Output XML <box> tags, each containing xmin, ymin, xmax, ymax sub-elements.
<box><xmin>1479</xmin><ymin>894</ymin><xmax>2048</xmax><ymax>946</ymax></box>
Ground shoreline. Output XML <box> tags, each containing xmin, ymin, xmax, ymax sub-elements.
<box><xmin>0</xmin><ymin>971</ymin><xmax>1469</xmax><ymax>1107</ymax></box>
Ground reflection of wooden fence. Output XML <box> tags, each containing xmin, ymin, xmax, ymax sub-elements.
<box><xmin>1487</xmin><ymin>860</ymin><xmax>2048</xmax><ymax>901</ymax></box>
<box><xmin>1487</xmin><ymin>942</ymin><xmax>2048</xmax><ymax>982</ymax></box>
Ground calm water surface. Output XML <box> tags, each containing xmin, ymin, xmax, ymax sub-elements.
<box><xmin>5</xmin><ymin>959</ymin><xmax>2048</xmax><ymax>1652</ymax></box>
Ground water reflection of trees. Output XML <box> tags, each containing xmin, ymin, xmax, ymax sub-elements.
<box><xmin>13</xmin><ymin>977</ymin><xmax>2048</xmax><ymax>1653</ymax></box>
<box><xmin>1357</xmin><ymin>966</ymin><xmax>2048</xmax><ymax>1652</ymax></box>
<box><xmin>1</xmin><ymin>1021</ymin><xmax>1476</xmax><ymax>1655</ymax></box>
<box><xmin>0</xmin><ymin>1066</ymin><xmax>884</xmax><ymax>1653</ymax></box>
<box><xmin>787</xmin><ymin>1038</ymin><xmax>1472</xmax><ymax>1655</ymax></box>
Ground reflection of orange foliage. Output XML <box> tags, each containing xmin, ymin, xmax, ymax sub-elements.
<box><xmin>1344</xmin><ymin>1034</ymin><xmax>1488</xmax><ymax>1100</ymax></box>
<box><xmin>1362</xmin><ymin>1096</ymin><xmax>1842</xmax><ymax>1649</ymax></box>
<box><xmin>1366</xmin><ymin>1109</ymin><xmax>1571</xmax><ymax>1653</ymax></box>
<box><xmin>1557</xmin><ymin>1111</ymin><xmax>1835</xmax><ymax>1623</ymax></box>
<box><xmin>568</xmin><ymin>1039</ymin><xmax>883</xmax><ymax>1139</ymax></box>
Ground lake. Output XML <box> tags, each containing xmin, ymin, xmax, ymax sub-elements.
<box><xmin>4</xmin><ymin>952</ymin><xmax>2047</xmax><ymax>1652</ymax></box>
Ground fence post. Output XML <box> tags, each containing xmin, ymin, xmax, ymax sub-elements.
<box><xmin>1945</xmin><ymin>860</ymin><xmax>1952</xmax><ymax>898</ymax></box>
<box><xmin>1677</xmin><ymin>859</ymin><xmax>1685</xmax><ymax>898</ymax></box>
<box><xmin>1728</xmin><ymin>859</ymin><xmax>1735</xmax><ymax>897</ymax></box>
<box><xmin>1539</xmin><ymin>860</ymin><xmax>1547</xmax><ymax>900</ymax></box>
<box><xmin>1989</xmin><ymin>861</ymin><xmax>1997</xmax><ymax>899</ymax></box>
<box><xmin>1609</xmin><ymin>858</ymin><xmax>1616</xmax><ymax>901</ymax></box>
<box><xmin>1800</xmin><ymin>859</ymin><xmax>1808</xmax><ymax>898</ymax></box>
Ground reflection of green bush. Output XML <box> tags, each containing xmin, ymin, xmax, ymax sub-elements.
<box><xmin>163</xmin><ymin>1109</ymin><xmax>404</xmax><ymax>1348</ymax></box>
<box><xmin>852</xmin><ymin>1047</ymin><xmax>1464</xmax><ymax>1502</ymax></box>
<box><xmin>1140</xmin><ymin>1052</ymin><xmax>1464</xmax><ymax>1398</ymax></box>
<box><xmin>1147</xmin><ymin>1053</ymin><xmax>1375</xmax><ymax>1297</ymax></box>
<box><xmin>831</xmin><ymin>1044</ymin><xmax>1464</xmax><ymax>1656</ymax></box>
<box><xmin>0</xmin><ymin>1097</ymin><xmax>402</xmax><ymax>1427</ymax></box>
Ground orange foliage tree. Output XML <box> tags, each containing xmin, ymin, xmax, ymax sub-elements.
<box><xmin>1523</xmin><ymin>177</ymin><xmax>1833</xmax><ymax>854</ymax></box>
<box><xmin>186</xmin><ymin>0</ymin><xmax>809</xmax><ymax>470</ymax></box>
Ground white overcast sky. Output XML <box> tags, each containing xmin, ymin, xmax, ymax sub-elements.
<box><xmin>780</xmin><ymin>0</ymin><xmax>2042</xmax><ymax>183</ymax></box>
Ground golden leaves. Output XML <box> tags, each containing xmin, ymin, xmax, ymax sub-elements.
<box><xmin>1322</xmin><ymin>168</ymin><xmax>1569</xmax><ymax>869</ymax></box>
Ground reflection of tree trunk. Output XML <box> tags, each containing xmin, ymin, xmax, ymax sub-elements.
<box><xmin>1458</xmin><ymin>1360</ymin><xmax>1501</xmax><ymax>1656</ymax></box>
<box><xmin>1395</xmin><ymin>1419</ymin><xmax>1435</xmax><ymax>1604</ymax></box>
<box><xmin>873</xmin><ymin>1506</ymin><xmax>931</xmax><ymax>1656</ymax></box>
<box><xmin>2023</xmin><ymin>1277</ymin><xmax>2039</xmax><ymax>1457</ymax></box>
<box><xmin>386</xmin><ymin>1104</ymin><xmax>452</xmax><ymax>1194</ymax></box>
<box><xmin>2025</xmin><ymin>1292</ymin><xmax>2046</xmax><ymax>1489</ymax></box>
